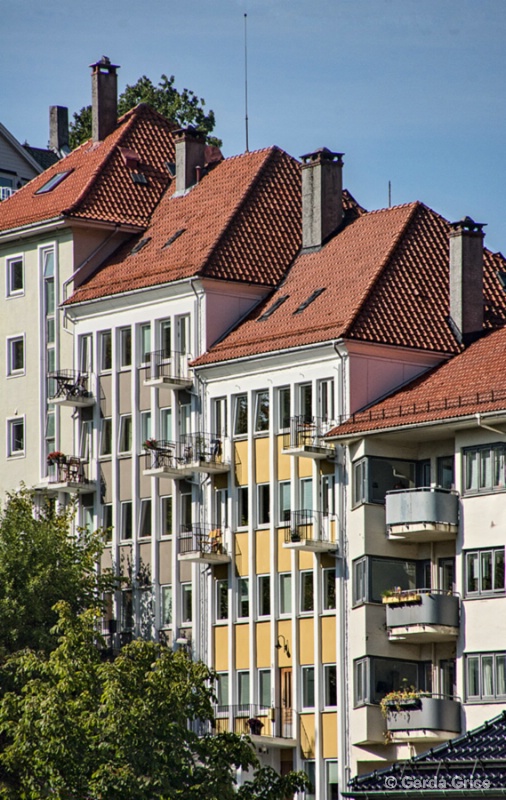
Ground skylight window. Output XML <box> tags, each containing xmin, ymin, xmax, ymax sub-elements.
<box><xmin>257</xmin><ymin>295</ymin><xmax>289</xmax><ymax>322</ymax></box>
<box><xmin>165</xmin><ymin>162</ymin><xmax>176</xmax><ymax>177</ymax></box>
<box><xmin>293</xmin><ymin>288</ymin><xmax>326</xmax><ymax>315</ymax></box>
<box><xmin>35</xmin><ymin>171</ymin><xmax>71</xmax><ymax>195</ymax></box>
<box><xmin>131</xmin><ymin>172</ymin><xmax>148</xmax><ymax>185</ymax></box>
<box><xmin>163</xmin><ymin>229</ymin><xmax>186</xmax><ymax>249</ymax></box>
<box><xmin>130</xmin><ymin>237</ymin><xmax>151</xmax><ymax>256</ymax></box>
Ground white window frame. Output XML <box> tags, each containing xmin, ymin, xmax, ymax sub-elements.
<box><xmin>138</xmin><ymin>498</ymin><xmax>152</xmax><ymax>539</ymax></box>
<box><xmin>6</xmin><ymin>334</ymin><xmax>25</xmax><ymax>376</ymax></box>
<box><xmin>102</xmin><ymin>503</ymin><xmax>113</xmax><ymax>543</ymax></box>
<box><xmin>279</xmin><ymin>572</ymin><xmax>292</xmax><ymax>616</ymax></box>
<box><xmin>258</xmin><ymin>669</ymin><xmax>271</xmax><ymax>710</ymax></box>
<box><xmin>237</xmin><ymin>670</ymin><xmax>250</xmax><ymax>711</ymax></box>
<box><xmin>99</xmin><ymin>330</ymin><xmax>112</xmax><ymax>372</ymax></box>
<box><xmin>118</xmin><ymin>414</ymin><xmax>132</xmax><ymax>454</ymax></box>
<box><xmin>100</xmin><ymin>417</ymin><xmax>112</xmax><ymax>457</ymax></box>
<box><xmin>6</xmin><ymin>254</ymin><xmax>24</xmax><ymax>297</ymax></box>
<box><xmin>237</xmin><ymin>577</ymin><xmax>250</xmax><ymax>619</ymax></box>
<box><xmin>160</xmin><ymin>407</ymin><xmax>172</xmax><ymax>443</ymax></box>
<box><xmin>140</xmin><ymin>411</ymin><xmax>152</xmax><ymax>448</ymax></box>
<box><xmin>324</xmin><ymin>664</ymin><xmax>337</xmax><ymax>708</ymax></box>
<box><xmin>234</xmin><ymin>394</ymin><xmax>248</xmax><ymax>436</ymax></box>
<box><xmin>300</xmin><ymin>570</ymin><xmax>314</xmax><ymax>614</ymax></box>
<box><xmin>302</xmin><ymin>665</ymin><xmax>315</xmax><ymax>709</ymax></box>
<box><xmin>323</xmin><ymin>568</ymin><xmax>336</xmax><ymax>611</ymax></box>
<box><xmin>257</xmin><ymin>574</ymin><xmax>271</xmax><ymax>618</ymax></box>
<box><xmin>278</xmin><ymin>386</ymin><xmax>291</xmax><ymax>431</ymax></box>
<box><xmin>216</xmin><ymin>672</ymin><xmax>229</xmax><ymax>713</ymax></box>
<box><xmin>216</xmin><ymin>578</ymin><xmax>229</xmax><ymax>622</ymax></box>
<box><xmin>238</xmin><ymin>486</ymin><xmax>249</xmax><ymax>528</ymax></box>
<box><xmin>257</xmin><ymin>483</ymin><xmax>270</xmax><ymax>527</ymax></box>
<box><xmin>278</xmin><ymin>480</ymin><xmax>291</xmax><ymax>525</ymax></box>
<box><xmin>79</xmin><ymin>419</ymin><xmax>92</xmax><ymax>461</ymax></box>
<box><xmin>160</xmin><ymin>585</ymin><xmax>172</xmax><ymax>627</ymax></box>
<box><xmin>120</xmin><ymin>501</ymin><xmax>133</xmax><ymax>541</ymax></box>
<box><xmin>7</xmin><ymin>416</ymin><xmax>25</xmax><ymax>457</ymax></box>
<box><xmin>465</xmin><ymin>652</ymin><xmax>506</xmax><ymax>702</ymax></box>
<box><xmin>119</xmin><ymin>327</ymin><xmax>132</xmax><ymax>369</ymax></box>
<box><xmin>181</xmin><ymin>582</ymin><xmax>193</xmax><ymax>623</ymax></box>
<box><xmin>254</xmin><ymin>389</ymin><xmax>270</xmax><ymax>433</ymax></box>
<box><xmin>161</xmin><ymin>495</ymin><xmax>173</xmax><ymax>537</ymax></box>
<box><xmin>140</xmin><ymin>323</ymin><xmax>151</xmax><ymax>365</ymax></box>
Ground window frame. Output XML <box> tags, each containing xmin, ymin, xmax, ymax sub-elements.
<box><xmin>257</xmin><ymin>574</ymin><xmax>271</xmax><ymax>618</ymax></box>
<box><xmin>216</xmin><ymin>578</ymin><xmax>229</xmax><ymax>622</ymax></box>
<box><xmin>300</xmin><ymin>570</ymin><xmax>314</xmax><ymax>614</ymax></box>
<box><xmin>279</xmin><ymin>572</ymin><xmax>292</xmax><ymax>616</ymax></box>
<box><xmin>6</xmin><ymin>255</ymin><xmax>24</xmax><ymax>297</ymax></box>
<box><xmin>120</xmin><ymin>501</ymin><xmax>133</xmax><ymax>541</ymax></box>
<box><xmin>465</xmin><ymin>652</ymin><xmax>506</xmax><ymax>702</ymax></box>
<box><xmin>278</xmin><ymin>480</ymin><xmax>291</xmax><ymax>525</ymax></box>
<box><xmin>254</xmin><ymin>389</ymin><xmax>270</xmax><ymax>433</ymax></box>
<box><xmin>160</xmin><ymin>584</ymin><xmax>172</xmax><ymax>627</ymax></box>
<box><xmin>161</xmin><ymin>495</ymin><xmax>173</xmax><ymax>537</ymax></box>
<box><xmin>323</xmin><ymin>568</ymin><xmax>336</xmax><ymax>611</ymax></box>
<box><xmin>140</xmin><ymin>323</ymin><xmax>151</xmax><ymax>366</ymax></box>
<box><xmin>216</xmin><ymin>672</ymin><xmax>229</xmax><ymax>713</ymax></box>
<box><xmin>237</xmin><ymin>670</ymin><xmax>250</xmax><ymax>711</ymax></box>
<box><xmin>465</xmin><ymin>547</ymin><xmax>505</xmax><ymax>597</ymax></box>
<box><xmin>7</xmin><ymin>416</ymin><xmax>25</xmax><ymax>457</ymax></box>
<box><xmin>181</xmin><ymin>582</ymin><xmax>193</xmax><ymax>623</ymax></box>
<box><xmin>6</xmin><ymin>334</ymin><xmax>25</xmax><ymax>376</ymax></box>
<box><xmin>302</xmin><ymin>665</ymin><xmax>315</xmax><ymax>709</ymax></box>
<box><xmin>118</xmin><ymin>414</ymin><xmax>132</xmax><ymax>454</ymax></box>
<box><xmin>102</xmin><ymin>503</ymin><xmax>113</xmax><ymax>543</ymax></box>
<box><xmin>257</xmin><ymin>483</ymin><xmax>270</xmax><ymax>526</ymax></box>
<box><xmin>238</xmin><ymin>486</ymin><xmax>249</xmax><ymax>527</ymax></box>
<box><xmin>138</xmin><ymin>498</ymin><xmax>152</xmax><ymax>539</ymax></box>
<box><xmin>278</xmin><ymin>386</ymin><xmax>291</xmax><ymax>431</ymax></box>
<box><xmin>259</xmin><ymin>669</ymin><xmax>271</xmax><ymax>710</ymax></box>
<box><xmin>237</xmin><ymin>577</ymin><xmax>250</xmax><ymax>619</ymax></box>
<box><xmin>100</xmin><ymin>417</ymin><xmax>112</xmax><ymax>457</ymax></box>
<box><xmin>234</xmin><ymin>394</ymin><xmax>248</xmax><ymax>436</ymax></box>
<box><xmin>324</xmin><ymin>664</ymin><xmax>337</xmax><ymax>708</ymax></box>
<box><xmin>119</xmin><ymin>326</ymin><xmax>132</xmax><ymax>369</ymax></box>
<box><xmin>463</xmin><ymin>443</ymin><xmax>506</xmax><ymax>495</ymax></box>
<box><xmin>99</xmin><ymin>330</ymin><xmax>112</xmax><ymax>373</ymax></box>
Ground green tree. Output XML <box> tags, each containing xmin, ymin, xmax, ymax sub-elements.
<box><xmin>69</xmin><ymin>74</ymin><xmax>222</xmax><ymax>149</ymax></box>
<box><xmin>0</xmin><ymin>488</ymin><xmax>116</xmax><ymax>655</ymax></box>
<box><xmin>0</xmin><ymin>604</ymin><xmax>308</xmax><ymax>800</ymax></box>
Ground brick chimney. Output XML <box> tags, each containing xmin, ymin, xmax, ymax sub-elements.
<box><xmin>49</xmin><ymin>106</ymin><xmax>69</xmax><ymax>155</ymax></box>
<box><xmin>90</xmin><ymin>57</ymin><xmax>119</xmax><ymax>142</ymax></box>
<box><xmin>174</xmin><ymin>127</ymin><xmax>206</xmax><ymax>194</ymax></box>
<box><xmin>300</xmin><ymin>148</ymin><xmax>344</xmax><ymax>249</ymax></box>
<box><xmin>449</xmin><ymin>216</ymin><xmax>485</xmax><ymax>345</ymax></box>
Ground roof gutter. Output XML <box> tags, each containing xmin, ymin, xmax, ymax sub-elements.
<box><xmin>475</xmin><ymin>413</ymin><xmax>506</xmax><ymax>437</ymax></box>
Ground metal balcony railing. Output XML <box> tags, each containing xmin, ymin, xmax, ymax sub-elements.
<box><xmin>143</xmin><ymin>434</ymin><xmax>229</xmax><ymax>473</ymax></box>
<box><xmin>179</xmin><ymin>524</ymin><xmax>229</xmax><ymax>558</ymax></box>
<box><xmin>47</xmin><ymin>369</ymin><xmax>93</xmax><ymax>404</ymax></box>
<box><xmin>283</xmin><ymin>415</ymin><xmax>335</xmax><ymax>454</ymax></box>
<box><xmin>145</xmin><ymin>349</ymin><xmax>191</xmax><ymax>385</ymax></box>
<box><xmin>285</xmin><ymin>509</ymin><xmax>333</xmax><ymax>545</ymax></box>
<box><xmin>47</xmin><ymin>455</ymin><xmax>90</xmax><ymax>487</ymax></box>
<box><xmin>213</xmin><ymin>704</ymin><xmax>295</xmax><ymax>740</ymax></box>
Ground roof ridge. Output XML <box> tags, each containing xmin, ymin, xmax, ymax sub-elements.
<box><xmin>199</xmin><ymin>147</ymin><xmax>285</xmax><ymax>276</ymax></box>
<box><xmin>343</xmin><ymin>201</ymin><xmax>421</xmax><ymax>337</ymax></box>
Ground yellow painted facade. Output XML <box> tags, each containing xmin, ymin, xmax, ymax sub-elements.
<box><xmin>276</xmin><ymin>619</ymin><xmax>292</xmax><ymax>668</ymax></box>
<box><xmin>256</xmin><ymin>529</ymin><xmax>271</xmax><ymax>573</ymax></box>
<box><xmin>235</xmin><ymin>624</ymin><xmax>249</xmax><ymax>669</ymax></box>
<box><xmin>255</xmin><ymin>437</ymin><xmax>270</xmax><ymax>482</ymax></box>
<box><xmin>300</xmin><ymin>713</ymin><xmax>316</xmax><ymax>758</ymax></box>
<box><xmin>234</xmin><ymin>533</ymin><xmax>249</xmax><ymax>576</ymax></box>
<box><xmin>256</xmin><ymin>621</ymin><xmax>271</xmax><ymax>667</ymax></box>
<box><xmin>276</xmin><ymin>436</ymin><xmax>291</xmax><ymax>479</ymax></box>
<box><xmin>277</xmin><ymin>529</ymin><xmax>291</xmax><ymax>571</ymax></box>
<box><xmin>234</xmin><ymin>441</ymin><xmax>248</xmax><ymax>485</ymax></box>
<box><xmin>321</xmin><ymin>616</ymin><xmax>336</xmax><ymax>663</ymax></box>
<box><xmin>322</xmin><ymin>712</ymin><xmax>338</xmax><ymax>758</ymax></box>
<box><xmin>214</xmin><ymin>626</ymin><xmax>228</xmax><ymax>671</ymax></box>
<box><xmin>298</xmin><ymin>617</ymin><xmax>315</xmax><ymax>665</ymax></box>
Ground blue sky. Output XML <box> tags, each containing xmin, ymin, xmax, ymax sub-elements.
<box><xmin>2</xmin><ymin>0</ymin><xmax>505</xmax><ymax>250</ymax></box>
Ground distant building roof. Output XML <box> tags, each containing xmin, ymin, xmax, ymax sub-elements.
<box><xmin>346</xmin><ymin>710</ymin><xmax>506</xmax><ymax>797</ymax></box>
<box><xmin>22</xmin><ymin>144</ymin><xmax>60</xmax><ymax>171</ymax></box>
<box><xmin>194</xmin><ymin>201</ymin><xmax>506</xmax><ymax>366</ymax></box>
<box><xmin>329</xmin><ymin>323</ymin><xmax>506</xmax><ymax>438</ymax></box>
<box><xmin>0</xmin><ymin>104</ymin><xmax>178</xmax><ymax>232</ymax></box>
<box><xmin>66</xmin><ymin>145</ymin><xmax>302</xmax><ymax>303</ymax></box>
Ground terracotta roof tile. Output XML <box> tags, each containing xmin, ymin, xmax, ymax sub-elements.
<box><xmin>0</xmin><ymin>104</ymin><xmax>177</xmax><ymax>231</ymax></box>
<box><xmin>329</xmin><ymin>325</ymin><xmax>506</xmax><ymax>437</ymax></box>
<box><xmin>67</xmin><ymin>146</ymin><xmax>302</xmax><ymax>303</ymax></box>
<box><xmin>194</xmin><ymin>200</ymin><xmax>506</xmax><ymax>366</ymax></box>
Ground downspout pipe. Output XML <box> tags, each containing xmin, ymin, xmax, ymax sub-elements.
<box><xmin>475</xmin><ymin>413</ymin><xmax>506</xmax><ymax>437</ymax></box>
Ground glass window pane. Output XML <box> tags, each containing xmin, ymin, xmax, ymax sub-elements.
<box><xmin>217</xmin><ymin>673</ymin><xmax>229</xmax><ymax>712</ymax></box>
<box><xmin>495</xmin><ymin>550</ymin><xmax>505</xmax><ymax>591</ymax></box>
<box><xmin>370</xmin><ymin>558</ymin><xmax>416</xmax><ymax>603</ymax></box>
<box><xmin>120</xmin><ymin>328</ymin><xmax>132</xmax><ymax>367</ymax></box>
<box><xmin>45</xmin><ymin>278</ymin><xmax>55</xmax><ymax>314</ymax></box>
<box><xmin>139</xmin><ymin>499</ymin><xmax>151</xmax><ymax>538</ymax></box>
<box><xmin>480</xmin><ymin>449</ymin><xmax>492</xmax><ymax>489</ymax></box>
<box><xmin>466</xmin><ymin>552</ymin><xmax>479</xmax><ymax>594</ymax></box>
<box><xmin>481</xmin><ymin>552</ymin><xmax>492</xmax><ymax>592</ymax></box>
<box><xmin>161</xmin><ymin>496</ymin><xmax>172</xmax><ymax>536</ymax></box>
<box><xmin>279</xmin><ymin>481</ymin><xmax>291</xmax><ymax>523</ymax></box>
<box><xmin>100</xmin><ymin>331</ymin><xmax>112</xmax><ymax>371</ymax></box>
<box><xmin>279</xmin><ymin>387</ymin><xmax>290</xmax><ymax>430</ymax></box>
<box><xmin>301</xmin><ymin>571</ymin><xmax>314</xmax><ymax>612</ymax></box>
<box><xmin>161</xmin><ymin>585</ymin><xmax>172</xmax><ymax>626</ymax></box>
<box><xmin>467</xmin><ymin>657</ymin><xmax>480</xmax><ymax>697</ymax></box>
<box><xmin>141</xmin><ymin>324</ymin><xmax>151</xmax><ymax>363</ymax></box>
<box><xmin>494</xmin><ymin>446</ymin><xmax>506</xmax><ymax>488</ymax></box>
<box><xmin>238</xmin><ymin>486</ymin><xmax>249</xmax><ymax>527</ymax></box>
<box><xmin>280</xmin><ymin>573</ymin><xmax>292</xmax><ymax>615</ymax></box>
<box><xmin>466</xmin><ymin>450</ymin><xmax>478</xmax><ymax>492</ymax></box>
<box><xmin>257</xmin><ymin>484</ymin><xmax>270</xmax><ymax>525</ymax></box>
<box><xmin>300</xmin><ymin>478</ymin><xmax>313</xmax><ymax>513</ymax></box>
<box><xmin>234</xmin><ymin>395</ymin><xmax>248</xmax><ymax>435</ymax></box>
<box><xmin>258</xmin><ymin>575</ymin><xmax>270</xmax><ymax>617</ymax></box>
<box><xmin>181</xmin><ymin>584</ymin><xmax>192</xmax><ymax>623</ymax></box>
<box><xmin>100</xmin><ymin>418</ymin><xmax>112</xmax><ymax>456</ymax></box>
<box><xmin>216</xmin><ymin>579</ymin><xmax>228</xmax><ymax>620</ymax></box>
<box><xmin>238</xmin><ymin>672</ymin><xmax>250</xmax><ymax>709</ymax></box>
<box><xmin>238</xmin><ymin>577</ymin><xmax>249</xmax><ymax>618</ymax></box>
<box><xmin>325</xmin><ymin>665</ymin><xmax>337</xmax><ymax>706</ymax></box>
<box><xmin>496</xmin><ymin>656</ymin><xmax>506</xmax><ymax>696</ymax></box>
<box><xmin>482</xmin><ymin>656</ymin><xmax>494</xmax><ymax>696</ymax></box>
<box><xmin>259</xmin><ymin>670</ymin><xmax>271</xmax><ymax>709</ymax></box>
<box><xmin>255</xmin><ymin>390</ymin><xmax>269</xmax><ymax>432</ymax></box>
<box><xmin>324</xmin><ymin>568</ymin><xmax>336</xmax><ymax>610</ymax></box>
<box><xmin>302</xmin><ymin>666</ymin><xmax>315</xmax><ymax>708</ymax></box>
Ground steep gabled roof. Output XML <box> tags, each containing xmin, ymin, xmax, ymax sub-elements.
<box><xmin>0</xmin><ymin>104</ymin><xmax>177</xmax><ymax>232</ymax></box>
<box><xmin>66</xmin><ymin>146</ymin><xmax>302</xmax><ymax>303</ymax></box>
<box><xmin>194</xmin><ymin>199</ymin><xmax>506</xmax><ymax>367</ymax></box>
<box><xmin>346</xmin><ymin>711</ymin><xmax>506</xmax><ymax>797</ymax></box>
<box><xmin>329</xmin><ymin>324</ymin><xmax>506</xmax><ymax>438</ymax></box>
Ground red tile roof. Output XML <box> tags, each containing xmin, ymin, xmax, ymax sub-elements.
<box><xmin>0</xmin><ymin>104</ymin><xmax>177</xmax><ymax>231</ymax></box>
<box><xmin>329</xmin><ymin>324</ymin><xmax>506</xmax><ymax>438</ymax></box>
<box><xmin>66</xmin><ymin>146</ymin><xmax>302</xmax><ymax>303</ymax></box>
<box><xmin>194</xmin><ymin>201</ymin><xmax>506</xmax><ymax>366</ymax></box>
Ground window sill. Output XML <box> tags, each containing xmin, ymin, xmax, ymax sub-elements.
<box><xmin>464</xmin><ymin>593</ymin><xmax>505</xmax><ymax>600</ymax></box>
<box><xmin>7</xmin><ymin>372</ymin><xmax>25</xmax><ymax>378</ymax></box>
<box><xmin>463</xmin><ymin>487</ymin><xmax>506</xmax><ymax>497</ymax></box>
<box><xmin>214</xmin><ymin>620</ymin><xmax>228</xmax><ymax>626</ymax></box>
<box><xmin>8</xmin><ymin>452</ymin><xmax>25</xmax><ymax>459</ymax></box>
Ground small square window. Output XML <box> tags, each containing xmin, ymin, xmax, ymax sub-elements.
<box><xmin>7</xmin><ymin>336</ymin><xmax>24</xmax><ymax>375</ymax></box>
<box><xmin>7</xmin><ymin>418</ymin><xmax>24</xmax><ymax>456</ymax></box>
<box><xmin>7</xmin><ymin>257</ymin><xmax>23</xmax><ymax>296</ymax></box>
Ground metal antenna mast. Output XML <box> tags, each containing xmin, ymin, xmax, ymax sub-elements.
<box><xmin>244</xmin><ymin>12</ymin><xmax>249</xmax><ymax>152</ymax></box>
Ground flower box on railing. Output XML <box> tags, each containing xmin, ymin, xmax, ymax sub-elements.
<box><xmin>382</xmin><ymin>589</ymin><xmax>422</xmax><ymax>605</ymax></box>
<box><xmin>47</xmin><ymin>451</ymin><xmax>66</xmax><ymax>466</ymax></box>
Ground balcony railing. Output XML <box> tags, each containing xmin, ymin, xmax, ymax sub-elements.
<box><xmin>143</xmin><ymin>434</ymin><xmax>230</xmax><ymax>478</ymax></box>
<box><xmin>143</xmin><ymin>349</ymin><xmax>192</xmax><ymax>389</ymax></box>
<box><xmin>385</xmin><ymin>588</ymin><xmax>460</xmax><ymax>642</ymax></box>
<box><xmin>47</xmin><ymin>456</ymin><xmax>94</xmax><ymax>493</ymax></box>
<box><xmin>284</xmin><ymin>509</ymin><xmax>338</xmax><ymax>553</ymax></box>
<box><xmin>385</xmin><ymin>693</ymin><xmax>461</xmax><ymax>740</ymax></box>
<box><xmin>213</xmin><ymin>704</ymin><xmax>296</xmax><ymax>743</ymax></box>
<box><xmin>386</xmin><ymin>487</ymin><xmax>459</xmax><ymax>542</ymax></box>
<box><xmin>47</xmin><ymin>369</ymin><xmax>94</xmax><ymax>407</ymax></box>
<box><xmin>282</xmin><ymin>416</ymin><xmax>335</xmax><ymax>459</ymax></box>
<box><xmin>178</xmin><ymin>524</ymin><xmax>231</xmax><ymax>564</ymax></box>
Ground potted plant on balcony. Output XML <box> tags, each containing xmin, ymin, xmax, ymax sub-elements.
<box><xmin>47</xmin><ymin>451</ymin><xmax>66</xmax><ymax>466</ymax></box>
<box><xmin>380</xmin><ymin>684</ymin><xmax>426</xmax><ymax>718</ymax></box>
<box><xmin>381</xmin><ymin>587</ymin><xmax>421</xmax><ymax>605</ymax></box>
<box><xmin>143</xmin><ymin>439</ymin><xmax>158</xmax><ymax>450</ymax></box>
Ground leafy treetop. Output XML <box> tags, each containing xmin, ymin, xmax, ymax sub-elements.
<box><xmin>69</xmin><ymin>73</ymin><xmax>222</xmax><ymax>149</ymax></box>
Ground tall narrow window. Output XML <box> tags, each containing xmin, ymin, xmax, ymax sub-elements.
<box><xmin>161</xmin><ymin>495</ymin><xmax>173</xmax><ymax>537</ymax></box>
<box><xmin>7</xmin><ymin>418</ymin><xmax>24</xmax><ymax>456</ymax></box>
<box><xmin>234</xmin><ymin>394</ymin><xmax>248</xmax><ymax>435</ymax></box>
<box><xmin>79</xmin><ymin>419</ymin><xmax>92</xmax><ymax>461</ymax></box>
<box><xmin>213</xmin><ymin>397</ymin><xmax>227</xmax><ymax>437</ymax></box>
<box><xmin>79</xmin><ymin>334</ymin><xmax>92</xmax><ymax>374</ymax></box>
<box><xmin>323</xmin><ymin>568</ymin><xmax>336</xmax><ymax>610</ymax></box>
<box><xmin>181</xmin><ymin>583</ymin><xmax>192</xmax><ymax>623</ymax></box>
<box><xmin>238</xmin><ymin>671</ymin><xmax>250</xmax><ymax>711</ymax></box>
<box><xmin>140</xmin><ymin>323</ymin><xmax>151</xmax><ymax>364</ymax></box>
<box><xmin>300</xmin><ymin>477</ymin><xmax>313</xmax><ymax>513</ymax></box>
<box><xmin>278</xmin><ymin>386</ymin><xmax>291</xmax><ymax>430</ymax></box>
<box><xmin>180</xmin><ymin>490</ymin><xmax>192</xmax><ymax>532</ymax></box>
<box><xmin>102</xmin><ymin>503</ymin><xmax>113</xmax><ymax>543</ymax></box>
<box><xmin>302</xmin><ymin>666</ymin><xmax>315</xmax><ymax>708</ymax></box>
<box><xmin>257</xmin><ymin>484</ymin><xmax>270</xmax><ymax>525</ymax></box>
<box><xmin>118</xmin><ymin>415</ymin><xmax>132</xmax><ymax>454</ymax></box>
<box><xmin>45</xmin><ymin>410</ymin><xmax>55</xmax><ymax>461</ymax></box>
<box><xmin>160</xmin><ymin>320</ymin><xmax>171</xmax><ymax>358</ymax></box>
<box><xmin>100</xmin><ymin>417</ymin><xmax>112</xmax><ymax>456</ymax></box>
<box><xmin>255</xmin><ymin>390</ymin><xmax>269</xmax><ymax>432</ymax></box>
<box><xmin>139</xmin><ymin>499</ymin><xmax>152</xmax><ymax>538</ymax></box>
<box><xmin>121</xmin><ymin>501</ymin><xmax>133</xmax><ymax>541</ymax></box>
<box><xmin>324</xmin><ymin>665</ymin><xmax>337</xmax><ymax>707</ymax></box>
<box><xmin>160</xmin><ymin>407</ymin><xmax>172</xmax><ymax>442</ymax></box>
<box><xmin>259</xmin><ymin>670</ymin><xmax>271</xmax><ymax>709</ymax></box>
<box><xmin>238</xmin><ymin>577</ymin><xmax>249</xmax><ymax>618</ymax></box>
<box><xmin>238</xmin><ymin>486</ymin><xmax>249</xmax><ymax>527</ymax></box>
<box><xmin>258</xmin><ymin>575</ymin><xmax>271</xmax><ymax>617</ymax></box>
<box><xmin>279</xmin><ymin>573</ymin><xmax>292</xmax><ymax>615</ymax></box>
<box><xmin>7</xmin><ymin>256</ymin><xmax>24</xmax><ymax>296</ymax></box>
<box><xmin>279</xmin><ymin>481</ymin><xmax>291</xmax><ymax>524</ymax></box>
<box><xmin>119</xmin><ymin>327</ymin><xmax>132</xmax><ymax>368</ymax></box>
<box><xmin>121</xmin><ymin>590</ymin><xmax>133</xmax><ymax>631</ymax></box>
<box><xmin>161</xmin><ymin>585</ymin><xmax>172</xmax><ymax>626</ymax></box>
<box><xmin>301</xmin><ymin>571</ymin><xmax>314</xmax><ymax>613</ymax></box>
<box><xmin>140</xmin><ymin>411</ymin><xmax>152</xmax><ymax>447</ymax></box>
<box><xmin>177</xmin><ymin>315</ymin><xmax>190</xmax><ymax>356</ymax></box>
<box><xmin>100</xmin><ymin>331</ymin><xmax>112</xmax><ymax>372</ymax></box>
<box><xmin>300</xmin><ymin>383</ymin><xmax>312</xmax><ymax>423</ymax></box>
<box><xmin>216</xmin><ymin>673</ymin><xmax>229</xmax><ymax>713</ymax></box>
<box><xmin>318</xmin><ymin>379</ymin><xmax>334</xmax><ymax>422</ymax></box>
<box><xmin>321</xmin><ymin>474</ymin><xmax>335</xmax><ymax>516</ymax></box>
<box><xmin>216</xmin><ymin>579</ymin><xmax>229</xmax><ymax>621</ymax></box>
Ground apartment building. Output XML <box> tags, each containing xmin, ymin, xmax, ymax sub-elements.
<box><xmin>330</xmin><ymin>314</ymin><xmax>506</xmax><ymax>781</ymax></box>
<box><xmin>3</xmin><ymin>58</ymin><xmax>506</xmax><ymax>800</ymax></box>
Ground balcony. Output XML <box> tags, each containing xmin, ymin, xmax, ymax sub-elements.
<box><xmin>143</xmin><ymin>349</ymin><xmax>192</xmax><ymax>390</ymax></box>
<box><xmin>0</xmin><ymin>187</ymin><xmax>14</xmax><ymax>201</ymax></box>
<box><xmin>47</xmin><ymin>369</ymin><xmax>94</xmax><ymax>407</ymax></box>
<box><xmin>213</xmin><ymin>704</ymin><xmax>296</xmax><ymax>748</ymax></box>
<box><xmin>284</xmin><ymin>509</ymin><xmax>339</xmax><ymax>553</ymax></box>
<box><xmin>384</xmin><ymin>589</ymin><xmax>460</xmax><ymax>643</ymax></box>
<box><xmin>386</xmin><ymin>487</ymin><xmax>459</xmax><ymax>542</ymax></box>
<box><xmin>282</xmin><ymin>416</ymin><xmax>335</xmax><ymax>459</ymax></box>
<box><xmin>178</xmin><ymin>524</ymin><xmax>231</xmax><ymax>564</ymax></box>
<box><xmin>384</xmin><ymin>693</ymin><xmax>461</xmax><ymax>742</ymax></box>
<box><xmin>143</xmin><ymin>434</ymin><xmax>230</xmax><ymax>480</ymax></box>
<box><xmin>46</xmin><ymin>455</ymin><xmax>94</xmax><ymax>494</ymax></box>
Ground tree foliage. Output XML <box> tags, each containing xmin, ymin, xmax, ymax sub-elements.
<box><xmin>0</xmin><ymin>605</ymin><xmax>308</xmax><ymax>800</ymax></box>
<box><xmin>69</xmin><ymin>74</ymin><xmax>222</xmax><ymax>149</ymax></box>
<box><xmin>0</xmin><ymin>488</ymin><xmax>116</xmax><ymax>655</ymax></box>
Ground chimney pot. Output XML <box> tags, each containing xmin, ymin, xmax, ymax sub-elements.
<box><xmin>174</xmin><ymin>127</ymin><xmax>206</xmax><ymax>194</ymax></box>
<box><xmin>49</xmin><ymin>106</ymin><xmax>69</xmax><ymax>155</ymax></box>
<box><xmin>301</xmin><ymin>148</ymin><xmax>344</xmax><ymax>249</ymax></box>
<box><xmin>90</xmin><ymin>56</ymin><xmax>120</xmax><ymax>142</ymax></box>
<box><xmin>449</xmin><ymin>215</ymin><xmax>486</xmax><ymax>344</ymax></box>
